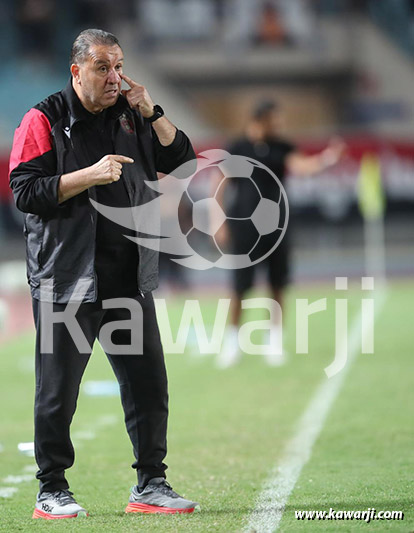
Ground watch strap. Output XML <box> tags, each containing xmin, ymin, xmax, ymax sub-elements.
<box><xmin>147</xmin><ymin>105</ymin><xmax>164</xmax><ymax>123</ymax></box>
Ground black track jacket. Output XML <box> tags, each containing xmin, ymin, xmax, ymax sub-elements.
<box><xmin>9</xmin><ymin>80</ymin><xmax>195</xmax><ymax>303</ymax></box>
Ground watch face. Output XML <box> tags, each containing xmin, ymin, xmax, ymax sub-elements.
<box><xmin>154</xmin><ymin>105</ymin><xmax>164</xmax><ymax>117</ymax></box>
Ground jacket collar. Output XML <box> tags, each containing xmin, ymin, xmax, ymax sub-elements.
<box><xmin>62</xmin><ymin>78</ymin><xmax>128</xmax><ymax>128</ymax></box>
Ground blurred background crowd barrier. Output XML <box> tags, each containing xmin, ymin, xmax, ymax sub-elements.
<box><xmin>0</xmin><ymin>0</ymin><xmax>413</xmax><ymax>294</ymax></box>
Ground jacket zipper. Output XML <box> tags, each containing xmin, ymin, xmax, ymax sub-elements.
<box><xmin>70</xmin><ymin>121</ymin><xmax>99</xmax><ymax>302</ymax></box>
<box><xmin>111</xmin><ymin>122</ymin><xmax>143</xmax><ymax>296</ymax></box>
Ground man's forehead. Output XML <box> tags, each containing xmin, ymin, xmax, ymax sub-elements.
<box><xmin>87</xmin><ymin>44</ymin><xmax>123</xmax><ymax>64</ymax></box>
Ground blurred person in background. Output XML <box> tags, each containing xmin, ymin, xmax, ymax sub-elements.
<box><xmin>216</xmin><ymin>99</ymin><xmax>345</xmax><ymax>368</ymax></box>
<box><xmin>9</xmin><ymin>28</ymin><xmax>199</xmax><ymax>519</ymax></box>
<box><xmin>256</xmin><ymin>2</ymin><xmax>287</xmax><ymax>44</ymax></box>
<box><xmin>16</xmin><ymin>0</ymin><xmax>54</xmax><ymax>59</ymax></box>
<box><xmin>223</xmin><ymin>0</ymin><xmax>316</xmax><ymax>48</ymax></box>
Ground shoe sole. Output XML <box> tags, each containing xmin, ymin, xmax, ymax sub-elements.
<box><xmin>32</xmin><ymin>508</ymin><xmax>88</xmax><ymax>519</ymax></box>
<box><xmin>125</xmin><ymin>502</ymin><xmax>195</xmax><ymax>514</ymax></box>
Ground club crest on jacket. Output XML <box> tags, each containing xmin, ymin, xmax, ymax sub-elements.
<box><xmin>120</xmin><ymin>113</ymin><xmax>135</xmax><ymax>134</ymax></box>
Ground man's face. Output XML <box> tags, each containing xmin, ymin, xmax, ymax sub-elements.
<box><xmin>262</xmin><ymin>109</ymin><xmax>284</xmax><ymax>138</ymax></box>
<box><xmin>71</xmin><ymin>44</ymin><xmax>124</xmax><ymax>113</ymax></box>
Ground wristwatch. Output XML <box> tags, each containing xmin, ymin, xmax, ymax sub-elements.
<box><xmin>147</xmin><ymin>105</ymin><xmax>164</xmax><ymax>123</ymax></box>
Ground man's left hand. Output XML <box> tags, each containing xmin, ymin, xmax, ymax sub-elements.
<box><xmin>120</xmin><ymin>73</ymin><xmax>155</xmax><ymax>118</ymax></box>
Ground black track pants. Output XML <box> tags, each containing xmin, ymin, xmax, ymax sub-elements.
<box><xmin>32</xmin><ymin>293</ymin><xmax>168</xmax><ymax>493</ymax></box>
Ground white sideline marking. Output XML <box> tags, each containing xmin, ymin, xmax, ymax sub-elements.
<box><xmin>0</xmin><ymin>414</ymin><xmax>118</xmax><ymax>500</ymax></box>
<box><xmin>95</xmin><ymin>414</ymin><xmax>118</xmax><ymax>427</ymax></box>
<box><xmin>3</xmin><ymin>475</ymin><xmax>33</xmax><ymax>484</ymax></box>
<box><xmin>22</xmin><ymin>464</ymin><xmax>38</xmax><ymax>473</ymax></box>
<box><xmin>0</xmin><ymin>465</ymin><xmax>37</xmax><ymax>500</ymax></box>
<box><xmin>18</xmin><ymin>356</ymin><xmax>35</xmax><ymax>374</ymax></box>
<box><xmin>83</xmin><ymin>380</ymin><xmax>120</xmax><ymax>397</ymax></box>
<box><xmin>245</xmin><ymin>289</ymin><xmax>387</xmax><ymax>533</ymax></box>
<box><xmin>70</xmin><ymin>414</ymin><xmax>118</xmax><ymax>446</ymax></box>
<box><xmin>17</xmin><ymin>442</ymin><xmax>35</xmax><ymax>457</ymax></box>
<box><xmin>71</xmin><ymin>430</ymin><xmax>96</xmax><ymax>441</ymax></box>
<box><xmin>0</xmin><ymin>487</ymin><xmax>18</xmax><ymax>498</ymax></box>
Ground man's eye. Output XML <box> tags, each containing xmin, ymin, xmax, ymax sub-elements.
<box><xmin>115</xmin><ymin>65</ymin><xmax>122</xmax><ymax>71</ymax></box>
<box><xmin>99</xmin><ymin>66</ymin><xmax>107</xmax><ymax>73</ymax></box>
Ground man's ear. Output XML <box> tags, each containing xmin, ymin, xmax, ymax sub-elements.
<box><xmin>71</xmin><ymin>64</ymin><xmax>81</xmax><ymax>84</ymax></box>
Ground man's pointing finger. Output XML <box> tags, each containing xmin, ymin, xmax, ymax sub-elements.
<box><xmin>120</xmin><ymin>73</ymin><xmax>137</xmax><ymax>88</ymax></box>
<box><xmin>114</xmin><ymin>155</ymin><xmax>134</xmax><ymax>164</ymax></box>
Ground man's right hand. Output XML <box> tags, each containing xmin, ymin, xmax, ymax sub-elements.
<box><xmin>58</xmin><ymin>154</ymin><xmax>134</xmax><ymax>204</ymax></box>
<box><xmin>90</xmin><ymin>154</ymin><xmax>134</xmax><ymax>186</ymax></box>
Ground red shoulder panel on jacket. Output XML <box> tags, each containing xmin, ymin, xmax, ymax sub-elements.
<box><xmin>9</xmin><ymin>108</ymin><xmax>52</xmax><ymax>174</ymax></box>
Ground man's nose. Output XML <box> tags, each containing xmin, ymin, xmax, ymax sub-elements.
<box><xmin>108</xmin><ymin>69</ymin><xmax>121</xmax><ymax>84</ymax></box>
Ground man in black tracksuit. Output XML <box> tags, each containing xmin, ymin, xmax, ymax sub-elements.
<box><xmin>9</xmin><ymin>29</ymin><xmax>199</xmax><ymax>518</ymax></box>
<box><xmin>216</xmin><ymin>100</ymin><xmax>345</xmax><ymax>368</ymax></box>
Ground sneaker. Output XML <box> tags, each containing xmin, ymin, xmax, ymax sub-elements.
<box><xmin>125</xmin><ymin>477</ymin><xmax>200</xmax><ymax>514</ymax></box>
<box><xmin>32</xmin><ymin>489</ymin><xmax>88</xmax><ymax>519</ymax></box>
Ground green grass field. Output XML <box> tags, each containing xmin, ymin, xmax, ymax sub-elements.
<box><xmin>0</xmin><ymin>281</ymin><xmax>413</xmax><ymax>532</ymax></box>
